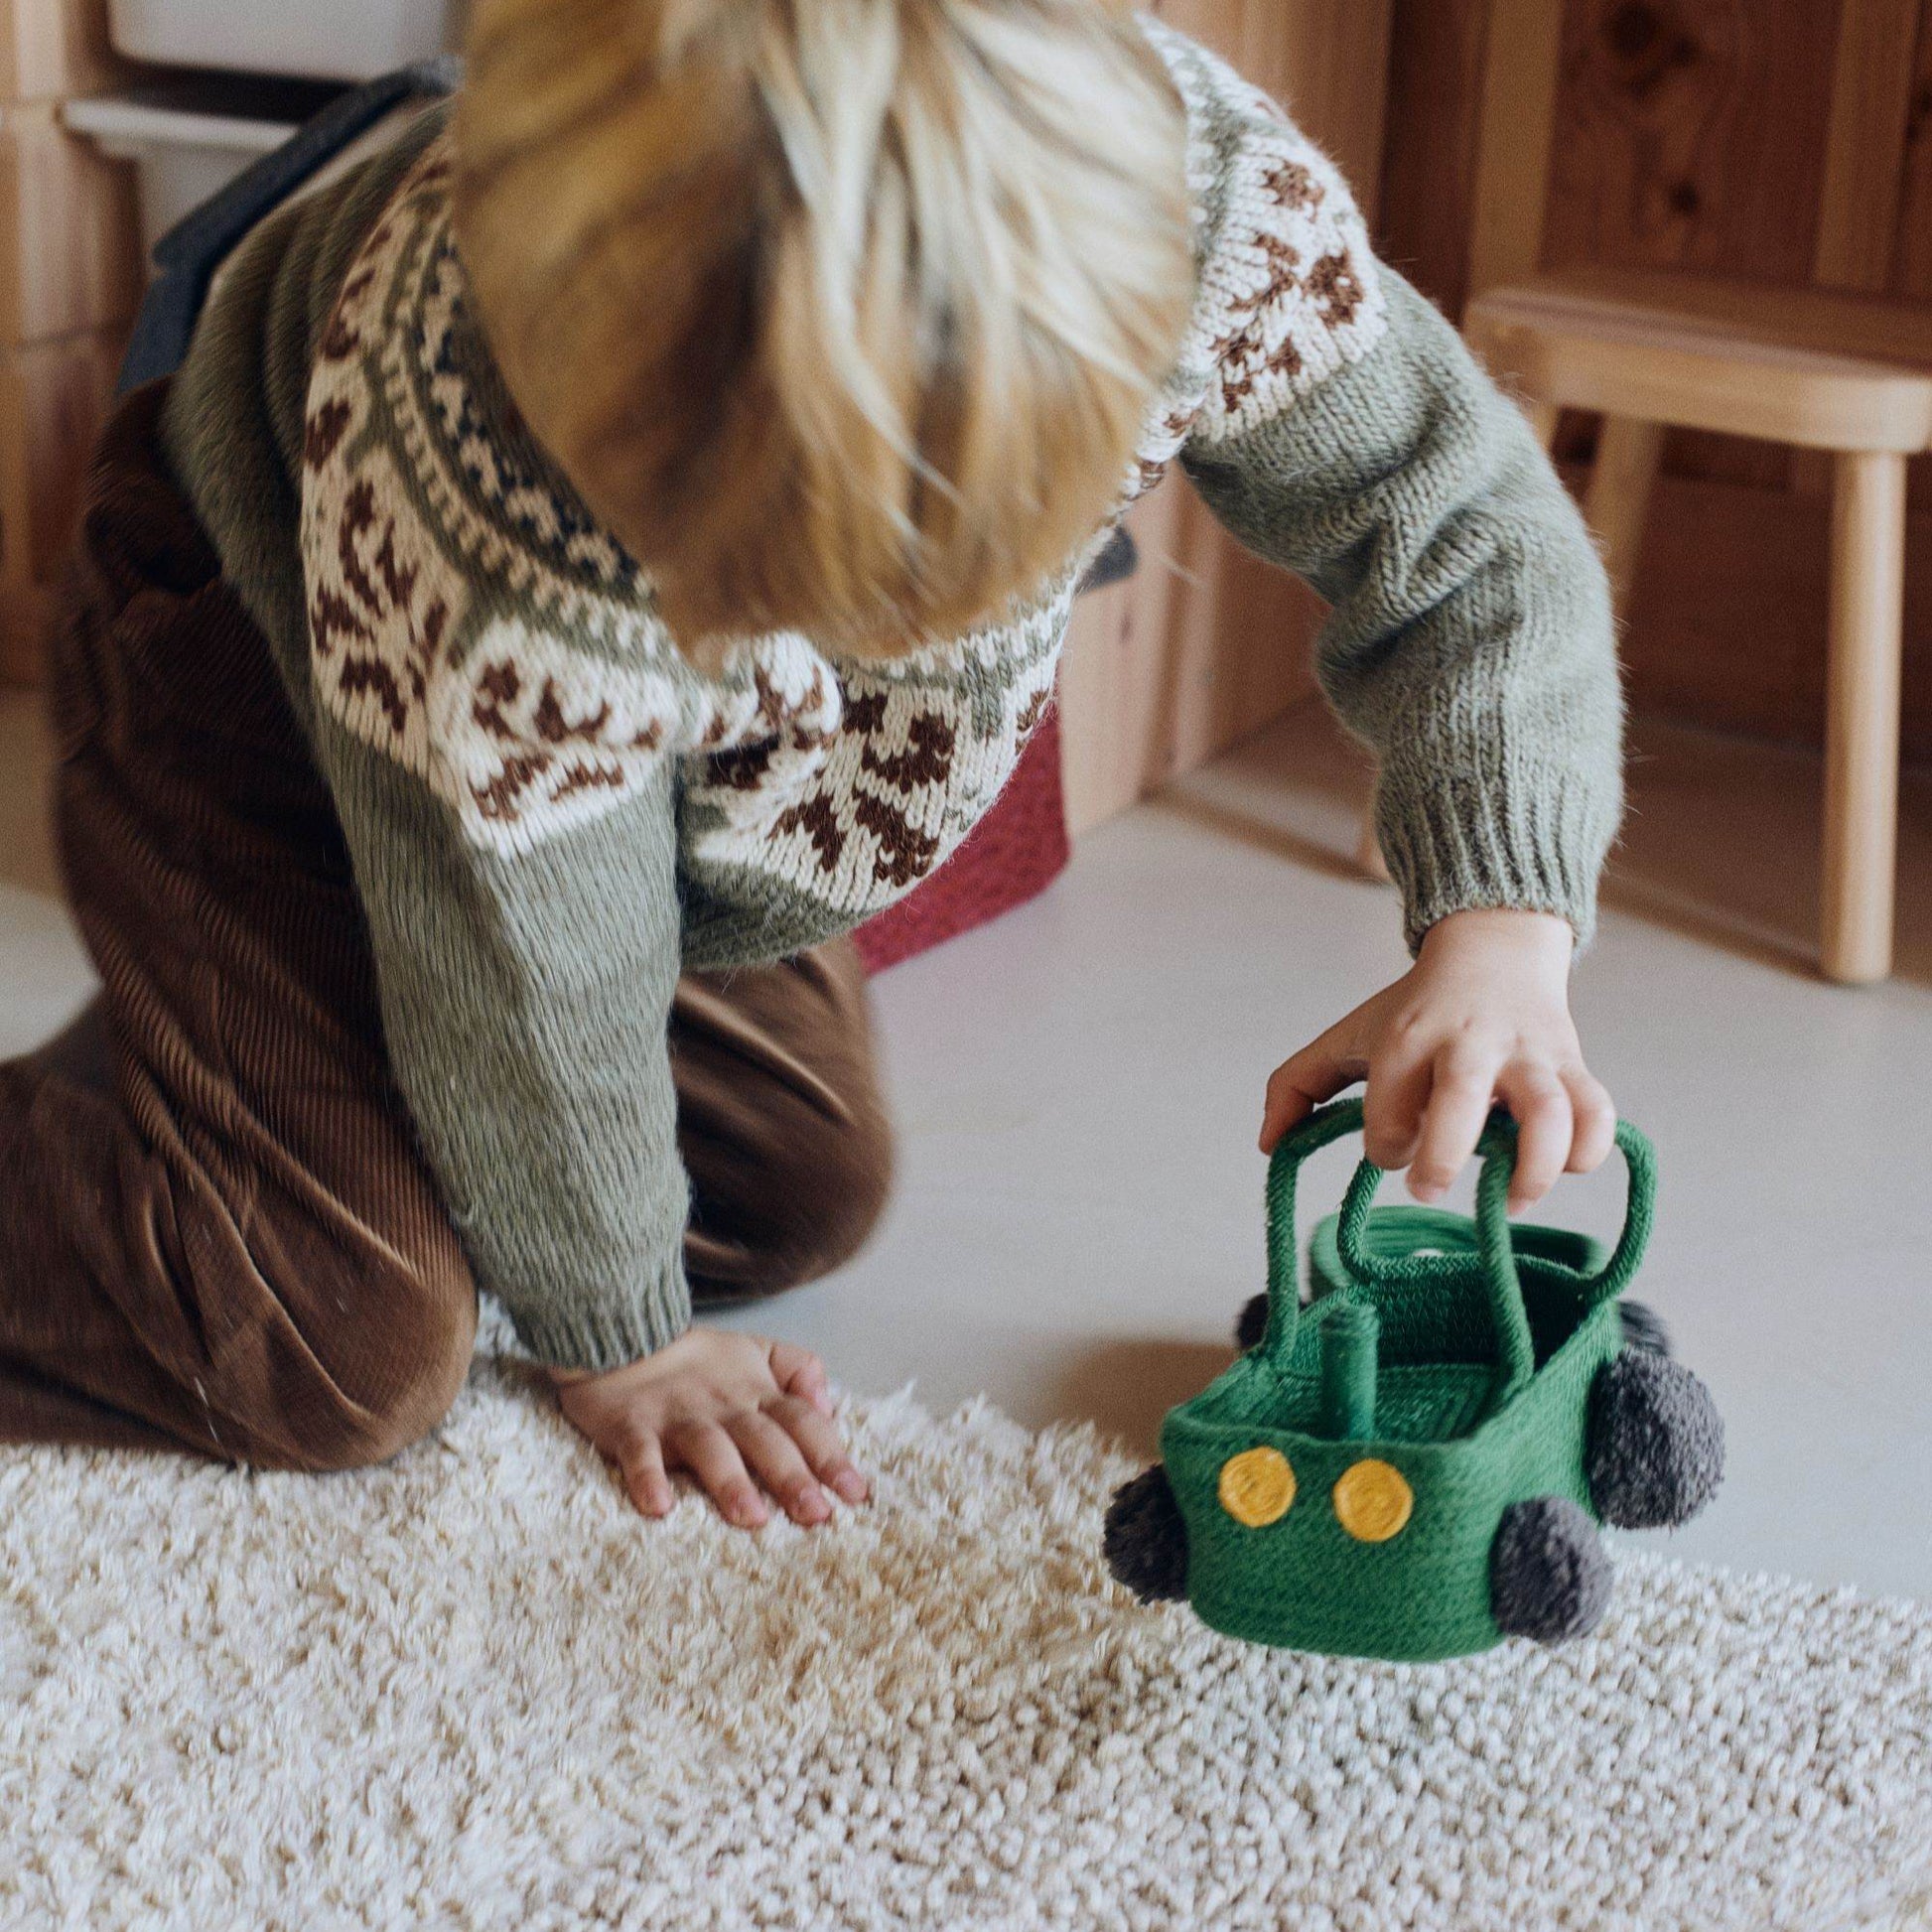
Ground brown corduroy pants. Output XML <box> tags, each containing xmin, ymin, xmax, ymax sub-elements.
<box><xmin>0</xmin><ymin>384</ymin><xmax>892</xmax><ymax>1472</ymax></box>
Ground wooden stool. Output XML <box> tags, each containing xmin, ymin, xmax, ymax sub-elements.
<box><xmin>1347</xmin><ymin>0</ymin><xmax>1932</xmax><ymax>985</ymax></box>
<box><xmin>1465</xmin><ymin>269</ymin><xmax>1932</xmax><ymax>983</ymax></box>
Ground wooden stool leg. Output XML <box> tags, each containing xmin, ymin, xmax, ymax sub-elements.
<box><xmin>1584</xmin><ymin>417</ymin><xmax>1665</xmax><ymax>621</ymax></box>
<box><xmin>1821</xmin><ymin>450</ymin><xmax>1906</xmax><ymax>985</ymax></box>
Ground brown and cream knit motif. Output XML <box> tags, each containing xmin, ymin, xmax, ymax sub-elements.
<box><xmin>297</xmin><ymin>26</ymin><xmax>1386</xmax><ymax>923</ymax></box>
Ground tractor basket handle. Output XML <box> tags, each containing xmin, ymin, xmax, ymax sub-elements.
<box><xmin>1263</xmin><ymin>1100</ymin><xmax>1657</xmax><ymax>1403</ymax></box>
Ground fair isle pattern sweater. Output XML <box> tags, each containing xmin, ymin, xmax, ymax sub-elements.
<box><xmin>299</xmin><ymin>133</ymin><xmax>1069</xmax><ymax>921</ymax></box>
<box><xmin>161</xmin><ymin>20</ymin><xmax>1622</xmax><ymax>1371</ymax></box>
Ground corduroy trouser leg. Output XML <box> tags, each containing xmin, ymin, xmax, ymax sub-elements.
<box><xmin>0</xmin><ymin>383</ymin><xmax>891</xmax><ymax>1471</ymax></box>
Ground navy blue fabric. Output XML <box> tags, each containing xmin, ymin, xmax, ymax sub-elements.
<box><xmin>1082</xmin><ymin>526</ymin><xmax>1137</xmax><ymax>592</ymax></box>
<box><xmin>117</xmin><ymin>57</ymin><xmax>463</xmax><ymax>395</ymax></box>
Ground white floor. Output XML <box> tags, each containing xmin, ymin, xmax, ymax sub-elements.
<box><xmin>4</xmin><ymin>690</ymin><xmax>1930</xmax><ymax>1600</ymax></box>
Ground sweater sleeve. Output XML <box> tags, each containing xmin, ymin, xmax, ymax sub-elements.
<box><xmin>1183</xmin><ymin>271</ymin><xmax>1622</xmax><ymax>951</ymax></box>
<box><xmin>289</xmin><ymin>256</ymin><xmax>700</xmax><ymax>1371</ymax></box>
<box><xmin>330</xmin><ymin>748</ymin><xmax>695</xmax><ymax>1371</ymax></box>
<box><xmin>1156</xmin><ymin>28</ymin><xmax>1622</xmax><ymax>950</ymax></box>
<box><xmin>161</xmin><ymin>125</ymin><xmax>695</xmax><ymax>1373</ymax></box>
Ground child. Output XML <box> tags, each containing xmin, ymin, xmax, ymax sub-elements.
<box><xmin>0</xmin><ymin>0</ymin><xmax>1620</xmax><ymax>1529</ymax></box>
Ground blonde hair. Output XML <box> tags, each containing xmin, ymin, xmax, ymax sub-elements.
<box><xmin>454</xmin><ymin>0</ymin><xmax>1193</xmax><ymax>663</ymax></box>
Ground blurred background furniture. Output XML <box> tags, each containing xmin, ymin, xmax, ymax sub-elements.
<box><xmin>1456</xmin><ymin>0</ymin><xmax>1932</xmax><ymax>984</ymax></box>
<box><xmin>102</xmin><ymin>0</ymin><xmax>461</xmax><ymax>79</ymax></box>
<box><xmin>0</xmin><ymin>0</ymin><xmax>140</xmax><ymax>680</ymax></box>
<box><xmin>1374</xmin><ymin>0</ymin><xmax>1932</xmax><ymax>988</ymax></box>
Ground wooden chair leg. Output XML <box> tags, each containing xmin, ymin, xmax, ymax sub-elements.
<box><xmin>1524</xmin><ymin>399</ymin><xmax>1562</xmax><ymax>452</ymax></box>
<box><xmin>1821</xmin><ymin>450</ymin><xmax>1907</xmax><ymax>985</ymax></box>
<box><xmin>1584</xmin><ymin>417</ymin><xmax>1665</xmax><ymax>621</ymax></box>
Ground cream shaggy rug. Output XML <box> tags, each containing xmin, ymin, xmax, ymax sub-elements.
<box><xmin>2</xmin><ymin>1325</ymin><xmax>1929</xmax><ymax>1932</ymax></box>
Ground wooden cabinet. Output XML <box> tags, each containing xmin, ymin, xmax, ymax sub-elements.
<box><xmin>0</xmin><ymin>0</ymin><xmax>140</xmax><ymax>682</ymax></box>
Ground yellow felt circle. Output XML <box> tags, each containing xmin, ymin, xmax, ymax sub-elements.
<box><xmin>1336</xmin><ymin>1452</ymin><xmax>1414</xmax><ymax>1545</ymax></box>
<box><xmin>1332</xmin><ymin>1459</ymin><xmax>1415</xmax><ymax>1543</ymax></box>
<box><xmin>1218</xmin><ymin>1447</ymin><xmax>1297</xmax><ymax>1528</ymax></box>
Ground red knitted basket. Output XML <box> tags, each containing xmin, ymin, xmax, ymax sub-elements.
<box><xmin>851</xmin><ymin>702</ymin><xmax>1070</xmax><ymax>974</ymax></box>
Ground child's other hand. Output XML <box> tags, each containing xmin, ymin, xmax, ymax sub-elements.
<box><xmin>547</xmin><ymin>1329</ymin><xmax>868</xmax><ymax>1529</ymax></box>
<box><xmin>1258</xmin><ymin>907</ymin><xmax>1613</xmax><ymax>1215</ymax></box>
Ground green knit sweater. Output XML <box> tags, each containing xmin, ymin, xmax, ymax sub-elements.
<box><xmin>159</xmin><ymin>21</ymin><xmax>1622</xmax><ymax>1372</ymax></box>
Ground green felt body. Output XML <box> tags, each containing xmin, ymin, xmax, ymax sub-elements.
<box><xmin>1165</xmin><ymin>1268</ymin><xmax>1622</xmax><ymax>1660</ymax></box>
<box><xmin>1161</xmin><ymin>1102</ymin><xmax>1654</xmax><ymax>1662</ymax></box>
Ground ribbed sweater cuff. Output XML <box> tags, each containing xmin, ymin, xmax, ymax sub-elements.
<box><xmin>1376</xmin><ymin>748</ymin><xmax>1614</xmax><ymax>958</ymax></box>
<box><xmin>506</xmin><ymin>1256</ymin><xmax>693</xmax><ymax>1373</ymax></box>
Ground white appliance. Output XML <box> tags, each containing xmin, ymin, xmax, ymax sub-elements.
<box><xmin>65</xmin><ymin>84</ymin><xmax>323</xmax><ymax>259</ymax></box>
<box><xmin>107</xmin><ymin>0</ymin><xmax>460</xmax><ymax>83</ymax></box>
<box><xmin>69</xmin><ymin>3</ymin><xmax>464</xmax><ymax>274</ymax></box>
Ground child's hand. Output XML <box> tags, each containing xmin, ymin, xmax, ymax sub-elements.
<box><xmin>547</xmin><ymin>1328</ymin><xmax>868</xmax><ymax>1529</ymax></box>
<box><xmin>1259</xmin><ymin>907</ymin><xmax>1614</xmax><ymax>1214</ymax></box>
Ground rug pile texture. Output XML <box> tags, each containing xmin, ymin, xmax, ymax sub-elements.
<box><xmin>2</xmin><ymin>1324</ymin><xmax>1927</xmax><ymax>1931</ymax></box>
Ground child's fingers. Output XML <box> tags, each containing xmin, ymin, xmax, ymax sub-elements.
<box><xmin>1408</xmin><ymin>1048</ymin><xmax>1500</xmax><ymax>1203</ymax></box>
<box><xmin>727</xmin><ymin>1410</ymin><xmax>830</xmax><ymax>1526</ymax></box>
<box><xmin>617</xmin><ymin>1431</ymin><xmax>675</xmax><ymax>1519</ymax></box>
<box><xmin>1562</xmin><ymin>1067</ymin><xmax>1617</xmax><ymax>1173</ymax></box>
<box><xmin>770</xmin><ymin>1340</ymin><xmax>834</xmax><ymax>1418</ymax></box>
<box><xmin>766</xmin><ymin>1394</ymin><xmax>869</xmax><ymax>1506</ymax></box>
<box><xmin>1260</xmin><ymin>1031</ymin><xmax>1359</xmax><ymax>1154</ymax></box>
<box><xmin>1494</xmin><ymin>1061</ymin><xmax>1574</xmax><ymax>1212</ymax></box>
<box><xmin>667</xmin><ymin>1420</ymin><xmax>769</xmax><ymax>1529</ymax></box>
<box><xmin>1360</xmin><ymin>1044</ymin><xmax>1433</xmax><ymax>1173</ymax></box>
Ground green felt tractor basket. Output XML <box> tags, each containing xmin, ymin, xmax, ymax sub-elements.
<box><xmin>1102</xmin><ymin>1100</ymin><xmax>1724</xmax><ymax>1663</ymax></box>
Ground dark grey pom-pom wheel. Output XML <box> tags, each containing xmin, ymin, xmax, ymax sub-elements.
<box><xmin>1103</xmin><ymin>1463</ymin><xmax>1190</xmax><ymax>1603</ymax></box>
<box><xmin>1235</xmin><ymin>1292</ymin><xmax>1270</xmax><ymax>1353</ymax></box>
<box><xmin>1618</xmin><ymin>1298</ymin><xmax>1672</xmax><ymax>1357</ymax></box>
<box><xmin>1490</xmin><ymin>1495</ymin><xmax>1614</xmax><ymax>1642</ymax></box>
<box><xmin>1587</xmin><ymin>1348</ymin><xmax>1725</xmax><ymax>1530</ymax></box>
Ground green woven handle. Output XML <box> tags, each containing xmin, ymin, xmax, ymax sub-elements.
<box><xmin>1263</xmin><ymin>1101</ymin><xmax>1657</xmax><ymax>1403</ymax></box>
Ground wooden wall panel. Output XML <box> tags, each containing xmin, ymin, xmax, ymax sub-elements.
<box><xmin>1542</xmin><ymin>0</ymin><xmax>1839</xmax><ymax>286</ymax></box>
<box><xmin>1200</xmin><ymin>0</ymin><xmax>1395</xmax><ymax>209</ymax></box>
<box><xmin>1815</xmin><ymin>0</ymin><xmax>1923</xmax><ymax>292</ymax></box>
<box><xmin>1467</xmin><ymin>0</ymin><xmax>1570</xmax><ymax>296</ymax></box>
<box><xmin>1895</xmin><ymin>8</ymin><xmax>1932</xmax><ymax>534</ymax></box>
<box><xmin>1895</xmin><ymin>13</ymin><xmax>1932</xmax><ymax>303</ymax></box>
<box><xmin>1379</xmin><ymin>0</ymin><xmax>1487</xmax><ymax>315</ymax></box>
